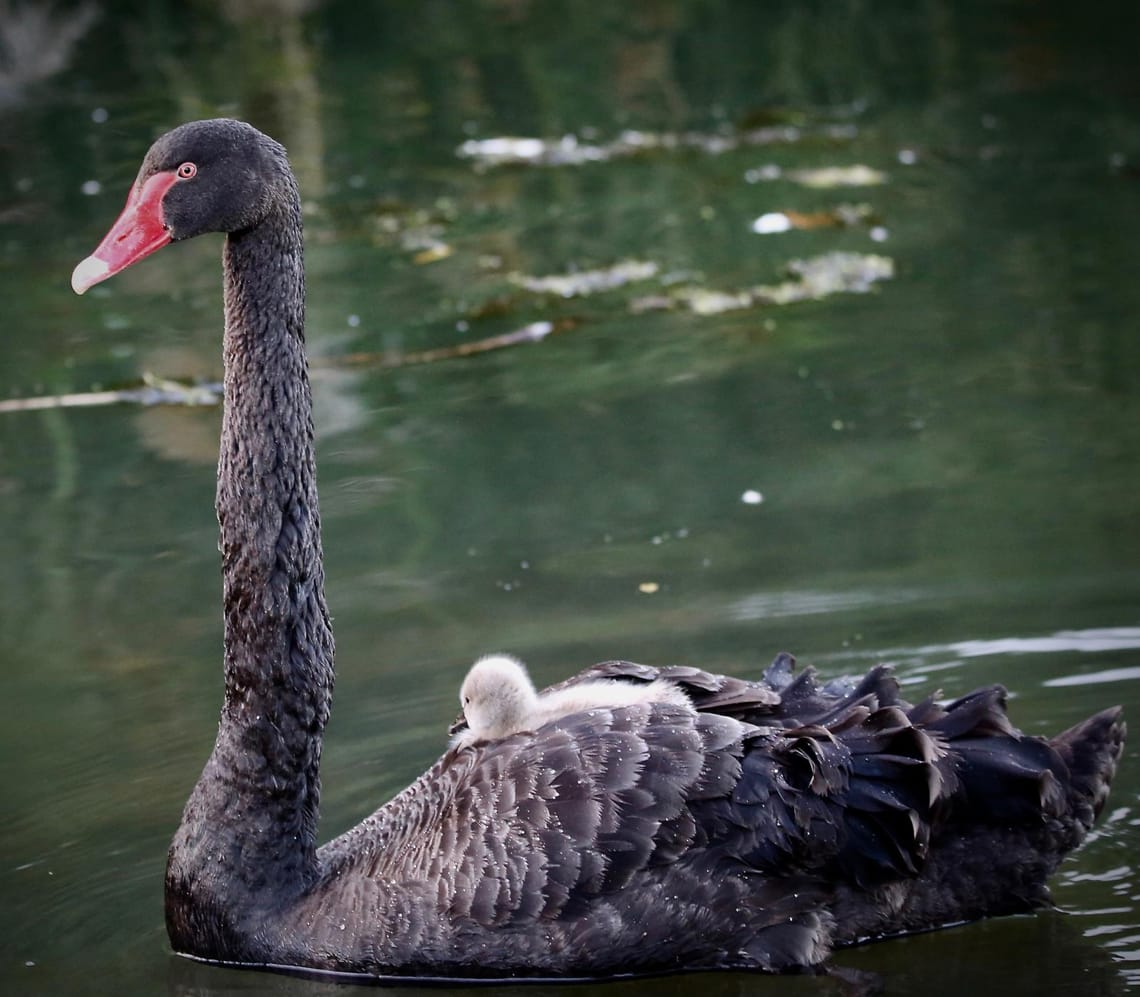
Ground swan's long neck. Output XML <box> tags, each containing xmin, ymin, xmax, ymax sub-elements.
<box><xmin>167</xmin><ymin>180</ymin><xmax>335</xmax><ymax>946</ymax></box>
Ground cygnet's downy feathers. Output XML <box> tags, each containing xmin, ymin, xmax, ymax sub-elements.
<box><xmin>451</xmin><ymin>653</ymin><xmax>692</xmax><ymax>747</ymax></box>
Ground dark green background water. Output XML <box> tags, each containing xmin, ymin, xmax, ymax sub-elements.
<box><xmin>2</xmin><ymin>1</ymin><xmax>1139</xmax><ymax>994</ymax></box>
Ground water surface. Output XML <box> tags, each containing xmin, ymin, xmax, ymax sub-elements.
<box><xmin>2</xmin><ymin>2</ymin><xmax>1139</xmax><ymax>994</ymax></box>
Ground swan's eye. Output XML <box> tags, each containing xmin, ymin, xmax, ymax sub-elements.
<box><xmin>176</xmin><ymin>162</ymin><xmax>197</xmax><ymax>180</ymax></box>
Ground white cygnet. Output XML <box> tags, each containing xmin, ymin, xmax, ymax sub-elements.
<box><xmin>451</xmin><ymin>654</ymin><xmax>691</xmax><ymax>748</ymax></box>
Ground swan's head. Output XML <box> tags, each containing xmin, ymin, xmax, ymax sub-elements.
<box><xmin>72</xmin><ymin>118</ymin><xmax>290</xmax><ymax>294</ymax></box>
<box><xmin>456</xmin><ymin>654</ymin><xmax>536</xmax><ymax>740</ymax></box>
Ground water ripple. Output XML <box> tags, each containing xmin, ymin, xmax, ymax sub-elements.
<box><xmin>818</xmin><ymin>625</ymin><xmax>1140</xmax><ymax>678</ymax></box>
<box><xmin>728</xmin><ymin>588</ymin><xmax>900</xmax><ymax>620</ymax></box>
<box><xmin>926</xmin><ymin>628</ymin><xmax>1140</xmax><ymax>658</ymax></box>
<box><xmin>1044</xmin><ymin>666</ymin><xmax>1140</xmax><ymax>688</ymax></box>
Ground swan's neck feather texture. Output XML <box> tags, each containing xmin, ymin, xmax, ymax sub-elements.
<box><xmin>166</xmin><ymin>177</ymin><xmax>335</xmax><ymax>951</ymax></box>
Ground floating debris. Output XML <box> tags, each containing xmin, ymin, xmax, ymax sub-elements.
<box><xmin>745</xmin><ymin>164</ymin><xmax>889</xmax><ymax>188</ymax></box>
<box><xmin>672</xmin><ymin>288</ymin><xmax>755</xmax><ymax>316</ymax></box>
<box><xmin>457</xmin><ymin>123</ymin><xmax>858</xmax><ymax>169</ymax></box>
<box><xmin>773</xmin><ymin>252</ymin><xmax>894</xmax><ymax>298</ymax></box>
<box><xmin>750</xmin><ymin>203</ymin><xmax>876</xmax><ymax>234</ymax></box>
<box><xmin>627</xmin><ymin>293</ymin><xmax>676</xmax><ymax>314</ymax></box>
<box><xmin>399</xmin><ymin>224</ymin><xmax>448</xmax><ymax>254</ymax></box>
<box><xmin>741</xmin><ymin>490</ymin><xmax>765</xmax><ymax>505</ymax></box>
<box><xmin>0</xmin><ymin>321</ymin><xmax>577</xmax><ymax>415</ymax></box>
<box><xmin>364</xmin><ymin>199</ymin><xmax>459</xmax><ymax>257</ymax></box>
<box><xmin>0</xmin><ymin>373</ymin><xmax>221</xmax><ymax>414</ymax></box>
<box><xmin>456</xmin><ymin>135</ymin><xmax>606</xmax><ymax>168</ymax></box>
<box><xmin>412</xmin><ymin>242</ymin><xmax>454</xmax><ymax>265</ymax></box>
<box><xmin>509</xmin><ymin>260</ymin><xmax>659</xmax><ymax>297</ymax></box>
<box><xmin>337</xmin><ymin>319</ymin><xmax>573</xmax><ymax>369</ymax></box>
<box><xmin>787</xmin><ymin>165</ymin><xmax>889</xmax><ymax>187</ymax></box>
<box><xmin>743</xmin><ymin>164</ymin><xmax>783</xmax><ymax>183</ymax></box>
<box><xmin>752</xmin><ymin>212</ymin><xmax>794</xmax><ymax>234</ymax></box>
<box><xmin>631</xmin><ymin>252</ymin><xmax>894</xmax><ymax>315</ymax></box>
<box><xmin>638</xmin><ymin>582</ymin><xmax>661</xmax><ymax>594</ymax></box>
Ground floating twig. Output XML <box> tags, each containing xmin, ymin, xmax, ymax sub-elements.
<box><xmin>1</xmin><ymin>320</ymin><xmax>574</xmax><ymax>414</ymax></box>
<box><xmin>0</xmin><ymin>373</ymin><xmax>222</xmax><ymax>413</ymax></box>
<box><xmin>336</xmin><ymin>319</ymin><xmax>572</xmax><ymax>368</ymax></box>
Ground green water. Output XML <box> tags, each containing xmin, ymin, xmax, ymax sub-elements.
<box><xmin>2</xmin><ymin>2</ymin><xmax>1139</xmax><ymax>994</ymax></box>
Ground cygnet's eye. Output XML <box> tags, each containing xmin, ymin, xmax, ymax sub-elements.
<box><xmin>176</xmin><ymin>162</ymin><xmax>198</xmax><ymax>180</ymax></box>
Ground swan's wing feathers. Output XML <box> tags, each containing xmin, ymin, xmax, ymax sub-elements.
<box><xmin>931</xmin><ymin>684</ymin><xmax>1016</xmax><ymax>739</ymax></box>
<box><xmin>1049</xmin><ymin>706</ymin><xmax>1126</xmax><ymax>831</ymax></box>
<box><xmin>595</xmin><ymin>709</ymin><xmax>713</xmax><ymax>884</ymax></box>
<box><xmin>718</xmin><ymin>659</ymin><xmax>939</xmax><ymax>887</ymax></box>
<box><xmin>585</xmin><ymin>653</ymin><xmax>907</xmax><ymax>725</ymax></box>
<box><xmin>764</xmin><ymin>659</ymin><xmax>905</xmax><ymax>730</ymax></box>
<box><xmin>317</xmin><ymin>656</ymin><xmax>1121</xmax><ymax>969</ymax></box>
<box><xmin>697</xmin><ymin>699</ymin><xmax>949</xmax><ymax>891</ymax></box>
<box><xmin>562</xmin><ymin>659</ymin><xmax>660</xmax><ymax>684</ymax></box>
<box><xmin>546</xmin><ymin>759</ymin><xmax>603</xmax><ymax>842</ymax></box>
<box><xmin>543</xmin><ymin>653</ymin><xmax>911</xmax><ymax>728</ymax></box>
<box><xmin>552</xmin><ymin>658</ymin><xmax>781</xmax><ymax>716</ymax></box>
<box><xmin>921</xmin><ymin>684</ymin><xmax>1077</xmax><ymax>825</ymax></box>
<box><xmin>409</xmin><ymin>704</ymin><xmax>750</xmax><ymax>928</ymax></box>
<box><xmin>403</xmin><ymin>683</ymin><xmax>949</xmax><ymax>928</ymax></box>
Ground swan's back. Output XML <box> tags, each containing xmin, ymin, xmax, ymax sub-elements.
<box><xmin>305</xmin><ymin>654</ymin><xmax>1124</xmax><ymax>977</ymax></box>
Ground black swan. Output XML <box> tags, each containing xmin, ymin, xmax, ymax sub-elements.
<box><xmin>71</xmin><ymin>118</ymin><xmax>1125</xmax><ymax>981</ymax></box>
<box><xmin>450</xmin><ymin>654</ymin><xmax>693</xmax><ymax>748</ymax></box>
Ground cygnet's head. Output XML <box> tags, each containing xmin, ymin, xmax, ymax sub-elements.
<box><xmin>458</xmin><ymin>654</ymin><xmax>537</xmax><ymax>740</ymax></box>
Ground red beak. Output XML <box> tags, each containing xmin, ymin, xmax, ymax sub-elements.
<box><xmin>71</xmin><ymin>170</ymin><xmax>180</xmax><ymax>294</ymax></box>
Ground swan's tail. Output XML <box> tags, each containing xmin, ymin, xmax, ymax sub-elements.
<box><xmin>1049</xmin><ymin>706</ymin><xmax>1126</xmax><ymax>838</ymax></box>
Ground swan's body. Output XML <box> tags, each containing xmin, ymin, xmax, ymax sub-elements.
<box><xmin>72</xmin><ymin>119</ymin><xmax>1125</xmax><ymax>981</ymax></box>
<box><xmin>451</xmin><ymin>654</ymin><xmax>693</xmax><ymax>748</ymax></box>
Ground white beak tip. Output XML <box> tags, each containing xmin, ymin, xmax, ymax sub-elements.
<box><xmin>71</xmin><ymin>255</ymin><xmax>111</xmax><ymax>295</ymax></box>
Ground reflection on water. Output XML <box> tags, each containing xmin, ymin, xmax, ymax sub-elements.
<box><xmin>0</xmin><ymin>1</ymin><xmax>97</xmax><ymax>110</ymax></box>
<box><xmin>930</xmin><ymin>629</ymin><xmax>1140</xmax><ymax>659</ymax></box>
<box><xmin>2</xmin><ymin>1</ymin><xmax>1140</xmax><ymax>995</ymax></box>
<box><xmin>823</xmin><ymin>627</ymin><xmax>1140</xmax><ymax>682</ymax></box>
<box><xmin>1047</xmin><ymin>666</ymin><xmax>1140</xmax><ymax>688</ymax></box>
